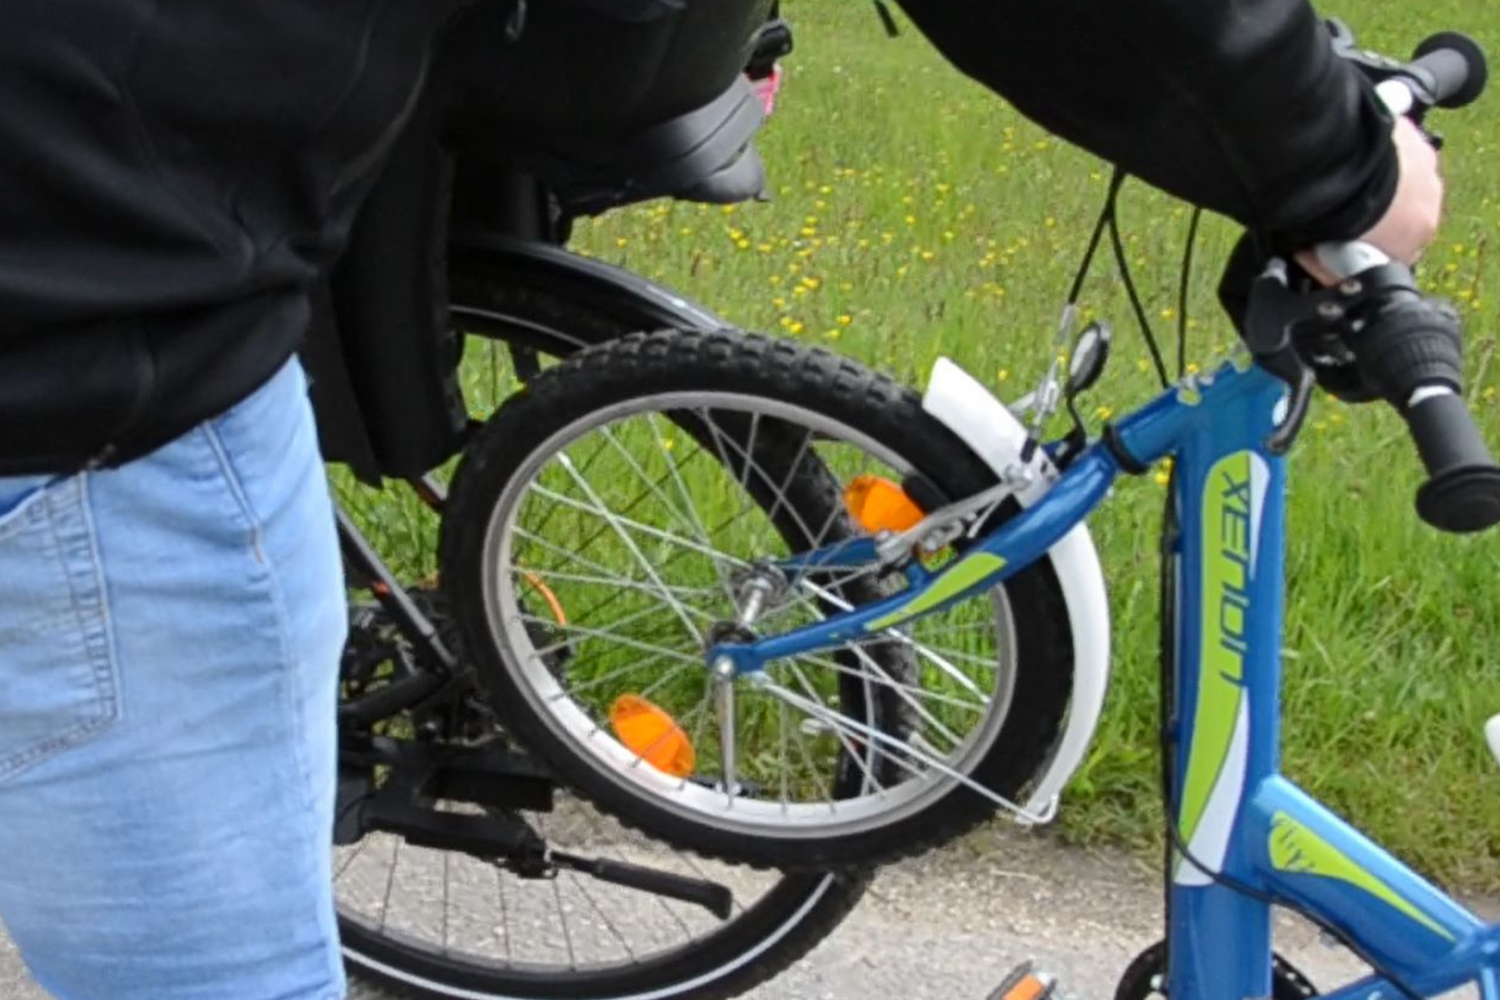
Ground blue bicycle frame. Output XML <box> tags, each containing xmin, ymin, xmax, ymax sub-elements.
<box><xmin>708</xmin><ymin>355</ymin><xmax>1500</xmax><ymax>1000</ymax></box>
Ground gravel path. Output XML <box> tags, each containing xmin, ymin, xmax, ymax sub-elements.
<box><xmin>10</xmin><ymin>829</ymin><xmax>1481</xmax><ymax>1000</ymax></box>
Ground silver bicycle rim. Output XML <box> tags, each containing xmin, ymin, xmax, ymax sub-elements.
<box><xmin>479</xmin><ymin>390</ymin><xmax>1021</xmax><ymax>842</ymax></box>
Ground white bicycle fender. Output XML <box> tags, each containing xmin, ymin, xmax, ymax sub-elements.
<box><xmin>921</xmin><ymin>357</ymin><xmax>1112</xmax><ymax>822</ymax></box>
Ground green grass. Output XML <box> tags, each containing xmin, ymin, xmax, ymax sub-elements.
<box><xmin>341</xmin><ymin>0</ymin><xmax>1500</xmax><ymax>888</ymax></box>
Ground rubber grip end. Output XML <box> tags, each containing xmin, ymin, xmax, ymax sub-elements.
<box><xmin>1416</xmin><ymin>465</ymin><xmax>1500</xmax><ymax>533</ymax></box>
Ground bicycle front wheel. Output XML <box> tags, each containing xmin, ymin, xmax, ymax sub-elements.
<box><xmin>440</xmin><ymin>329</ymin><xmax>1075</xmax><ymax>870</ymax></box>
<box><xmin>335</xmin><ymin>282</ymin><xmax>870</xmax><ymax>1000</ymax></box>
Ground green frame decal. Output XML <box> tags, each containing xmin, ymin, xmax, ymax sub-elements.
<box><xmin>1178</xmin><ymin>451</ymin><xmax>1254</xmax><ymax>849</ymax></box>
<box><xmin>864</xmin><ymin>551</ymin><xmax>1007</xmax><ymax>632</ymax></box>
<box><xmin>1269</xmin><ymin>812</ymin><xmax>1455</xmax><ymax>941</ymax></box>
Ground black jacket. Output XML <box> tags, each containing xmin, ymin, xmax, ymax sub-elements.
<box><xmin>894</xmin><ymin>0</ymin><xmax>1397</xmax><ymax>252</ymax></box>
<box><xmin>1</xmin><ymin>0</ymin><xmax>1396</xmax><ymax>475</ymax></box>
<box><xmin>0</xmin><ymin>0</ymin><xmax>470</xmax><ymax>475</ymax></box>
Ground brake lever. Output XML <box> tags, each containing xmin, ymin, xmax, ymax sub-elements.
<box><xmin>1242</xmin><ymin>260</ymin><xmax>1341</xmax><ymax>454</ymax></box>
<box><xmin>1268</xmin><ymin>367</ymin><xmax>1317</xmax><ymax>455</ymax></box>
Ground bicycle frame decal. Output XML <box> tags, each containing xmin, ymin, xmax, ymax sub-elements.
<box><xmin>862</xmin><ymin>552</ymin><xmax>1007</xmax><ymax>632</ymax></box>
<box><xmin>1267</xmin><ymin>811</ymin><xmax>1454</xmax><ymax>941</ymax></box>
<box><xmin>1176</xmin><ymin>449</ymin><xmax>1267</xmax><ymax>884</ymax></box>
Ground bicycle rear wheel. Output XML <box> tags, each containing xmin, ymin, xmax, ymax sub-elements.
<box><xmin>440</xmin><ymin>328</ymin><xmax>1076</xmax><ymax>870</ymax></box>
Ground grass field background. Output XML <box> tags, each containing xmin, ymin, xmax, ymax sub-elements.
<box><xmin>343</xmin><ymin>0</ymin><xmax>1500</xmax><ymax>888</ymax></box>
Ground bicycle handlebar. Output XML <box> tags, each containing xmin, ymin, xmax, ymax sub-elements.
<box><xmin>1410</xmin><ymin>32</ymin><xmax>1489</xmax><ymax>109</ymax></box>
<box><xmin>1406</xmin><ymin>390</ymin><xmax>1500</xmax><ymax>531</ymax></box>
<box><xmin>1309</xmin><ymin>32</ymin><xmax>1500</xmax><ymax>533</ymax></box>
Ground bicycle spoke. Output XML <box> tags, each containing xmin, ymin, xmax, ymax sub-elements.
<box><xmin>695</xmin><ymin>409</ymin><xmax>760</xmax><ymax>527</ymax></box>
<box><xmin>758</xmin><ymin>677</ymin><xmax>1029</xmax><ymax>813</ymax></box>
<box><xmin>514</xmin><ymin>528</ymin><xmax>681</xmax><ymax>595</ymax></box>
<box><xmin>698</xmin><ymin>409</ymin><xmax>823</xmax><ymax>549</ymax></box>
<box><xmin>761</xmin><ymin>428</ymin><xmax>815</xmax><ymax>530</ymax></box>
<box><xmin>552</xmin><ymin>877</ymin><xmax>579</xmax><ymax>971</ymax></box>
<box><xmin>377</xmin><ymin>838</ymin><xmax>402</xmax><ymax>934</ymax></box>
<box><xmin>529</xmin><ymin>485</ymin><xmax>754</xmax><ymax>574</ymax></box>
<box><xmin>717</xmin><ymin>675</ymin><xmax>737</xmax><ymax>806</ymax></box>
<box><xmin>566</xmin><ymin>871</ymin><xmax>642</xmax><ymax>964</ymax></box>
<box><xmin>791</xmin><ymin>581</ymin><xmax>990</xmax><ymax>700</ymax></box>
<box><xmin>497</xmin><ymin>865</ymin><xmax>512</xmax><ymax>963</ymax></box>
<box><xmin>599</xmin><ymin>425</ymin><xmax>706</xmax><ymax>537</ymax></box>
<box><xmin>635</xmin><ymin>661</ymin><xmax>701</xmax><ymax>702</ymax></box>
<box><xmin>787</xmin><ymin>502</ymin><xmax>859</xmax><ymax>595</ymax></box>
<box><xmin>774</xmin><ymin>677</ymin><xmax>839</xmax><ymax>811</ymax></box>
<box><xmin>740</xmin><ymin>411</ymin><xmax>762</xmax><ymax>493</ymax></box>
<box><xmin>507</xmin><ymin>564</ymin><xmax>721</xmax><ymax>600</ymax></box>
<box><xmin>541</xmin><ymin>598</ymin><xmax>705</xmax><ymax>654</ymax></box>
<box><xmin>334</xmin><ymin>839</ymin><xmax>369</xmax><ymax>883</ymax></box>
<box><xmin>878</xmin><ymin>635</ymin><xmax>1002</xmax><ymax>670</ymax></box>
<box><xmin>800</xmin><ymin>652</ymin><xmax>989</xmax><ymax>715</ymax></box>
<box><xmin>686</xmin><ymin>685</ymin><xmax>715</xmax><ymax>780</ymax></box>
<box><xmin>527</xmin><ymin>432</ymin><xmax>613</xmax><ymax>541</ymax></box>
<box><xmin>554</xmin><ymin>649</ymin><xmax>685</xmax><ymax>701</ymax></box>
<box><xmin>797</xmin><ymin>652</ymin><xmax>969</xmax><ymax>751</ymax></box>
<box><xmin>785</xmin><ymin>661</ymin><xmax>885</xmax><ymax>797</ymax></box>
<box><xmin>596</xmin><ymin>596</ymin><xmax>721</xmax><ymax>634</ymax></box>
<box><xmin>442</xmin><ymin>851</ymin><xmax>451</xmax><ymax>956</ymax></box>
<box><xmin>519</xmin><ymin>614</ymin><xmax>703</xmax><ymax>667</ymax></box>
<box><xmin>598</xmin><ymin>420</ymin><xmax>733</xmax><ymax>592</ymax></box>
<box><xmin>779</xmin><ymin>697</ymin><xmax>791</xmax><ymax>813</ymax></box>
<box><xmin>552</xmin><ymin>452</ymin><xmax>707</xmax><ymax>644</ymax></box>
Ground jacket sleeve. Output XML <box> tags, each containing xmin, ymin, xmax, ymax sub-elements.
<box><xmin>892</xmin><ymin>0</ymin><xmax>1399</xmax><ymax>251</ymax></box>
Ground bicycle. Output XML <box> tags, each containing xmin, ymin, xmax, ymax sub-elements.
<box><xmin>433</xmin><ymin>53</ymin><xmax>1499</xmax><ymax>1000</ymax></box>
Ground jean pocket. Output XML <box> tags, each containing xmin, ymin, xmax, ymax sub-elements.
<box><xmin>0</xmin><ymin>475</ymin><xmax>53</xmax><ymax>522</ymax></box>
<box><xmin>0</xmin><ymin>475</ymin><xmax>120</xmax><ymax>785</ymax></box>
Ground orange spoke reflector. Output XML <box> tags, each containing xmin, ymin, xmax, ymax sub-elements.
<box><xmin>843</xmin><ymin>474</ymin><xmax>926</xmax><ymax>534</ymax></box>
<box><xmin>610</xmin><ymin>694</ymin><xmax>696</xmax><ymax>778</ymax></box>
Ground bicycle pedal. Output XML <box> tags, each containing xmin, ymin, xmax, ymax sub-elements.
<box><xmin>986</xmin><ymin>962</ymin><xmax>1058</xmax><ymax>1000</ymax></box>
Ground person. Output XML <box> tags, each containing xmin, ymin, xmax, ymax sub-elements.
<box><xmin>0</xmin><ymin>1</ymin><xmax>1444</xmax><ymax>998</ymax></box>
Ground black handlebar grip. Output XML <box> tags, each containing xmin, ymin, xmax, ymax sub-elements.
<box><xmin>1411</xmin><ymin>32</ymin><xmax>1489</xmax><ymax>109</ymax></box>
<box><xmin>1404</xmin><ymin>390</ymin><xmax>1500</xmax><ymax>532</ymax></box>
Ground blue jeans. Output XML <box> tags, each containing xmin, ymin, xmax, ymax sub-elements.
<box><xmin>0</xmin><ymin>359</ymin><xmax>347</xmax><ymax>1000</ymax></box>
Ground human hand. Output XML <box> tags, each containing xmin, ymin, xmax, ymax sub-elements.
<box><xmin>1296</xmin><ymin>115</ymin><xmax>1443</xmax><ymax>284</ymax></box>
